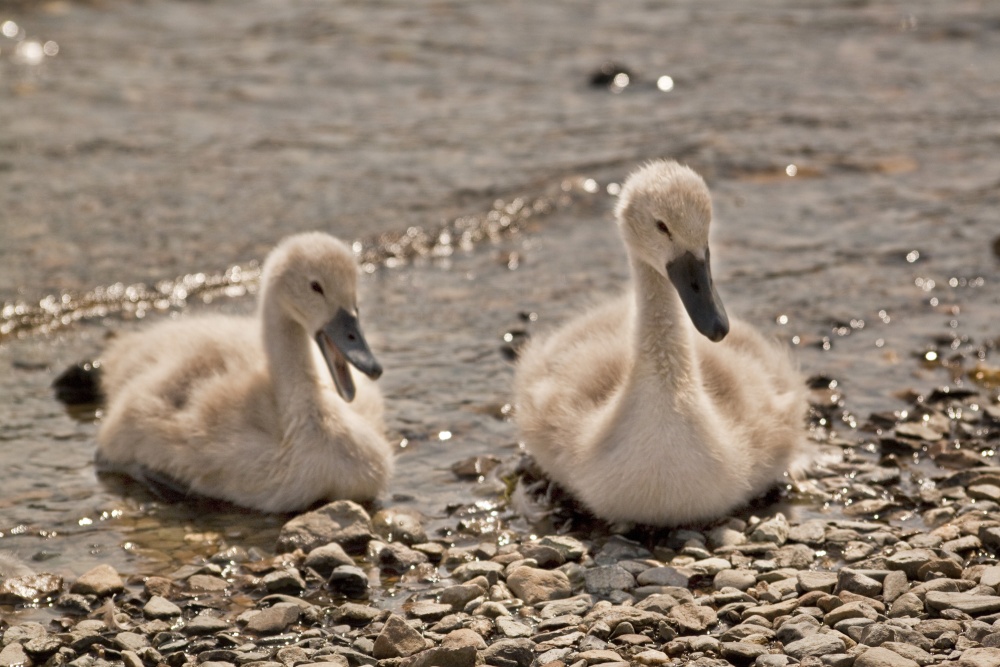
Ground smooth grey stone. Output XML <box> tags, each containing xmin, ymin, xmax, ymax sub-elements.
<box><xmin>537</xmin><ymin>535</ymin><xmax>588</xmax><ymax>561</ymax></box>
<box><xmin>506</xmin><ymin>566</ymin><xmax>571</xmax><ymax>605</ymax></box>
<box><xmin>824</xmin><ymin>600</ymin><xmax>880</xmax><ymax>626</ymax></box>
<box><xmin>750</xmin><ymin>514</ymin><xmax>790</xmax><ymax>545</ymax></box>
<box><xmin>408</xmin><ymin>601</ymin><xmax>453</xmax><ymax>622</ymax></box>
<box><xmin>182</xmin><ymin>613</ymin><xmax>232</xmax><ymax>635</ymax></box>
<box><xmin>721</xmin><ymin>641</ymin><xmax>768</xmax><ymax>664</ymax></box>
<box><xmin>836</xmin><ymin>568</ymin><xmax>882</xmax><ymax>597</ymax></box>
<box><xmin>776</xmin><ymin>615</ymin><xmax>821</xmax><ymax>644</ymax></box>
<box><xmin>450</xmin><ymin>560</ymin><xmax>504</xmax><ymax>585</ymax></box>
<box><xmin>788</xmin><ymin>520</ymin><xmax>827</xmax><ymax>545</ymax></box>
<box><xmin>69</xmin><ymin>564</ymin><xmax>124</xmax><ymax>597</ymax></box>
<box><xmin>471</xmin><ymin>600</ymin><xmax>510</xmax><ymax>618</ymax></box>
<box><xmin>755</xmin><ymin>655</ymin><xmax>793</xmax><ymax>667</ymax></box>
<box><xmin>302</xmin><ymin>542</ymin><xmax>354</xmax><ymax>577</ymax></box>
<box><xmin>372</xmin><ymin>614</ymin><xmax>426</xmax><ymax>659</ymax></box>
<box><xmin>143</xmin><ymin>595</ymin><xmax>182</xmax><ymax>620</ymax></box>
<box><xmin>538</xmin><ymin>594</ymin><xmax>595</xmax><ymax>619</ymax></box>
<box><xmin>720</xmin><ymin>623</ymin><xmax>776</xmax><ymax>642</ymax></box>
<box><xmin>821</xmin><ymin>654</ymin><xmax>855</xmax><ymax>667</ymax></box>
<box><xmin>593</xmin><ymin>536</ymin><xmax>651</xmax><ymax>565</ymax></box>
<box><xmin>584</xmin><ymin>565</ymin><xmax>636</xmax><ymax>595</ymax></box>
<box><xmin>330</xmin><ymin>602</ymin><xmax>380</xmax><ymax>625</ymax></box>
<box><xmin>519</xmin><ymin>543</ymin><xmax>565</xmax><ymax>568</ymax></box>
<box><xmin>439</xmin><ymin>582</ymin><xmax>487</xmax><ymax>610</ymax></box>
<box><xmin>797</xmin><ymin>571</ymin><xmax>837</xmax><ymax>594</ymax></box>
<box><xmin>882</xmin><ymin>569</ymin><xmax>910</xmax><ymax>604</ymax></box>
<box><xmin>327</xmin><ymin>565</ymin><xmax>370</xmax><ymax>599</ymax></box>
<box><xmin>667</xmin><ymin>602</ymin><xmax>717</xmax><ymax>633</ymax></box>
<box><xmin>374</xmin><ymin>541</ymin><xmax>429</xmax><ymax>573</ymax></box>
<box><xmin>773</xmin><ymin>544</ymin><xmax>816</xmax><ymax>568</ymax></box>
<box><xmin>853</xmin><ymin>646</ymin><xmax>919</xmax><ymax>667</ymax></box>
<box><xmin>783</xmin><ymin>633</ymin><xmax>846</xmax><ymax>659</ymax></box>
<box><xmin>495</xmin><ymin>616</ymin><xmax>532</xmax><ymax>638</ymax></box>
<box><xmin>715</xmin><ymin>569</ymin><xmax>757</xmax><ymax>592</ymax></box>
<box><xmin>480</xmin><ymin>638</ymin><xmax>535</xmax><ymax>667</ymax></box>
<box><xmin>955</xmin><ymin>648</ymin><xmax>1000</xmax><ymax>667</ymax></box>
<box><xmin>636</xmin><ymin>566</ymin><xmax>693</xmax><ymax>588</ymax></box>
<box><xmin>112</xmin><ymin>632</ymin><xmax>149</xmax><ymax>652</ymax></box>
<box><xmin>261</xmin><ymin>568</ymin><xmax>305</xmax><ymax>593</ymax></box>
<box><xmin>407</xmin><ymin>645</ymin><xmax>476</xmax><ymax>667</ymax></box>
<box><xmin>926</xmin><ymin>591</ymin><xmax>1000</xmax><ymax>615</ymax></box>
<box><xmin>276</xmin><ymin>501</ymin><xmax>374</xmax><ymax>554</ymax></box>
<box><xmin>885</xmin><ymin>549</ymin><xmax>936</xmax><ymax>579</ymax></box>
<box><xmin>880</xmin><ymin>641</ymin><xmax>934</xmax><ymax>665</ymax></box>
<box><xmin>245</xmin><ymin>602</ymin><xmax>301</xmax><ymax>634</ymax></box>
<box><xmin>634</xmin><ymin>593</ymin><xmax>680</xmax><ymax>615</ymax></box>
<box><xmin>1</xmin><ymin>642</ymin><xmax>31</xmax><ymax>667</ymax></box>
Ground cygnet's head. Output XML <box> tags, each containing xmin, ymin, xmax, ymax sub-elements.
<box><xmin>262</xmin><ymin>232</ymin><xmax>382</xmax><ymax>401</ymax></box>
<box><xmin>615</xmin><ymin>160</ymin><xmax>729</xmax><ymax>341</ymax></box>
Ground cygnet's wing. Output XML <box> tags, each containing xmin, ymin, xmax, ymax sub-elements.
<box><xmin>515</xmin><ymin>297</ymin><xmax>633</xmax><ymax>449</ymax></box>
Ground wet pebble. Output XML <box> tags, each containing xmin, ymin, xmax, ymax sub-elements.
<box><xmin>69</xmin><ymin>564</ymin><xmax>124</xmax><ymax>597</ymax></box>
<box><xmin>244</xmin><ymin>602</ymin><xmax>301</xmax><ymax>634</ymax></box>
<box><xmin>276</xmin><ymin>501</ymin><xmax>375</xmax><ymax>554</ymax></box>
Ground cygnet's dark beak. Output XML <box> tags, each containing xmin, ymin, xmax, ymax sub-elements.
<box><xmin>666</xmin><ymin>250</ymin><xmax>730</xmax><ymax>342</ymax></box>
<box><xmin>315</xmin><ymin>308</ymin><xmax>383</xmax><ymax>402</ymax></box>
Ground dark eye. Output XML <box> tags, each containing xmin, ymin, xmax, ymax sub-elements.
<box><xmin>655</xmin><ymin>220</ymin><xmax>671</xmax><ymax>237</ymax></box>
<box><xmin>310</xmin><ymin>281</ymin><xmax>324</xmax><ymax>295</ymax></box>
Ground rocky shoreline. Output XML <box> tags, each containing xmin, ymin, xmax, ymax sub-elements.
<box><xmin>2</xmin><ymin>370</ymin><xmax>1000</xmax><ymax>667</ymax></box>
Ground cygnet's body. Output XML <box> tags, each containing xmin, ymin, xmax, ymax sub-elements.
<box><xmin>514</xmin><ymin>160</ymin><xmax>807</xmax><ymax>526</ymax></box>
<box><xmin>96</xmin><ymin>232</ymin><xmax>393</xmax><ymax>512</ymax></box>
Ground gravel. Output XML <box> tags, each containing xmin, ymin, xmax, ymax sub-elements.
<box><xmin>6</xmin><ymin>374</ymin><xmax>1000</xmax><ymax>667</ymax></box>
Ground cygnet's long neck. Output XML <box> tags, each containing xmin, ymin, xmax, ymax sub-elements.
<box><xmin>259</xmin><ymin>292</ymin><xmax>330</xmax><ymax>428</ymax></box>
<box><xmin>628</xmin><ymin>254</ymin><xmax>697</xmax><ymax>394</ymax></box>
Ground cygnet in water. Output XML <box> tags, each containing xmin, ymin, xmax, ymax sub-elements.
<box><xmin>514</xmin><ymin>160</ymin><xmax>808</xmax><ymax>526</ymax></box>
<box><xmin>96</xmin><ymin>232</ymin><xmax>393</xmax><ymax>512</ymax></box>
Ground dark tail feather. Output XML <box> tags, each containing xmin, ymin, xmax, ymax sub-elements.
<box><xmin>52</xmin><ymin>361</ymin><xmax>104</xmax><ymax>405</ymax></box>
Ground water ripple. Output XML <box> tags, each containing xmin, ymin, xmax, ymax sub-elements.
<box><xmin>1</xmin><ymin>179</ymin><xmax>599</xmax><ymax>343</ymax></box>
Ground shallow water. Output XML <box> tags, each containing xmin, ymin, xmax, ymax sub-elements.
<box><xmin>2</xmin><ymin>0</ymin><xmax>999</xmax><ymax>621</ymax></box>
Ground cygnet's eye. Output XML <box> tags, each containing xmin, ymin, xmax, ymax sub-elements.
<box><xmin>310</xmin><ymin>281</ymin><xmax>325</xmax><ymax>296</ymax></box>
<box><xmin>655</xmin><ymin>220</ymin><xmax>672</xmax><ymax>237</ymax></box>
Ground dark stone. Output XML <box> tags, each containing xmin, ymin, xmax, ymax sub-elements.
<box><xmin>480</xmin><ymin>638</ymin><xmax>535</xmax><ymax>667</ymax></box>
<box><xmin>327</xmin><ymin>565</ymin><xmax>370</xmax><ymax>599</ymax></box>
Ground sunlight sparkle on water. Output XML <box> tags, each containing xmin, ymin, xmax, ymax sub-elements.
<box><xmin>1</xmin><ymin>21</ymin><xmax>19</xmax><ymax>39</ymax></box>
<box><xmin>657</xmin><ymin>75</ymin><xmax>674</xmax><ymax>92</ymax></box>
<box><xmin>438</xmin><ymin>431</ymin><xmax>452</xmax><ymax>441</ymax></box>
<box><xmin>785</xmin><ymin>164</ymin><xmax>798</xmax><ymax>177</ymax></box>
<box><xmin>906</xmin><ymin>250</ymin><xmax>920</xmax><ymax>263</ymax></box>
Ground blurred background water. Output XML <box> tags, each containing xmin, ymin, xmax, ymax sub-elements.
<box><xmin>1</xmin><ymin>0</ymin><xmax>999</xmax><ymax>620</ymax></box>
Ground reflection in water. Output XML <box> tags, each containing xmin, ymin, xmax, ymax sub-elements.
<box><xmin>1</xmin><ymin>19</ymin><xmax>58</xmax><ymax>64</ymax></box>
<box><xmin>1</xmin><ymin>20</ymin><xmax>20</xmax><ymax>38</ymax></box>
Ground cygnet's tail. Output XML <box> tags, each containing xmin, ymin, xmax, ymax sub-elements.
<box><xmin>52</xmin><ymin>360</ymin><xmax>104</xmax><ymax>405</ymax></box>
